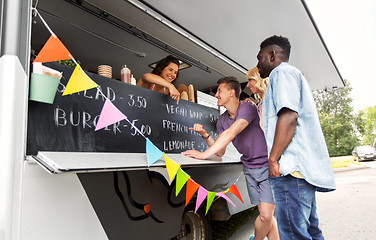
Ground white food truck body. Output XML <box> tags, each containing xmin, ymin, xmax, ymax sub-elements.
<box><xmin>1</xmin><ymin>0</ymin><xmax>344</xmax><ymax>239</ymax></box>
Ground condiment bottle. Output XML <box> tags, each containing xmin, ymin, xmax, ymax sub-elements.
<box><xmin>131</xmin><ymin>74</ymin><xmax>137</xmax><ymax>85</ymax></box>
<box><xmin>121</xmin><ymin>65</ymin><xmax>131</xmax><ymax>83</ymax></box>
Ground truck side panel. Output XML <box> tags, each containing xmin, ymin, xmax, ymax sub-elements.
<box><xmin>20</xmin><ymin>161</ymin><xmax>108</xmax><ymax>240</ymax></box>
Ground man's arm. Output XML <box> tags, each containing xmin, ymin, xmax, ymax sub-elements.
<box><xmin>189</xmin><ymin>123</ymin><xmax>225</xmax><ymax>156</ymax></box>
<box><xmin>268</xmin><ymin>107</ymin><xmax>298</xmax><ymax>177</ymax></box>
<box><xmin>181</xmin><ymin>119</ymin><xmax>249</xmax><ymax>159</ymax></box>
<box><xmin>202</xmin><ymin>133</ymin><xmax>225</xmax><ymax>157</ymax></box>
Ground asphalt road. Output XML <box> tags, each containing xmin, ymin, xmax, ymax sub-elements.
<box><xmin>229</xmin><ymin>160</ymin><xmax>376</xmax><ymax>240</ymax></box>
<box><xmin>317</xmin><ymin>160</ymin><xmax>376</xmax><ymax>239</ymax></box>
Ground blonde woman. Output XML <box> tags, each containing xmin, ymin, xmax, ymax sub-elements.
<box><xmin>246</xmin><ymin>66</ymin><xmax>269</xmax><ymax>102</ymax></box>
<box><xmin>245</xmin><ymin>67</ymin><xmax>269</xmax><ymax>127</ymax></box>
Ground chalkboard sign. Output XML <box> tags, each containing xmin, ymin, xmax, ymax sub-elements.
<box><xmin>27</xmin><ymin>62</ymin><xmax>220</xmax><ymax>155</ymax></box>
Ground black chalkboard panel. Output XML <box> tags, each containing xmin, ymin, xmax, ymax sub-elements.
<box><xmin>27</xmin><ymin>62</ymin><xmax>219</xmax><ymax>155</ymax></box>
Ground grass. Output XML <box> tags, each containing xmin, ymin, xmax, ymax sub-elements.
<box><xmin>330</xmin><ymin>155</ymin><xmax>361</xmax><ymax>168</ymax></box>
<box><xmin>212</xmin><ymin>207</ymin><xmax>258</xmax><ymax>240</ymax></box>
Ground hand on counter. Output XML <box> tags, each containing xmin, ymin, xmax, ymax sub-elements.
<box><xmin>181</xmin><ymin>149</ymin><xmax>208</xmax><ymax>160</ymax></box>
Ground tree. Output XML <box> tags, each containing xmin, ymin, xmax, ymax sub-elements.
<box><xmin>356</xmin><ymin>106</ymin><xmax>376</xmax><ymax>146</ymax></box>
<box><xmin>313</xmin><ymin>80</ymin><xmax>360</xmax><ymax>156</ymax></box>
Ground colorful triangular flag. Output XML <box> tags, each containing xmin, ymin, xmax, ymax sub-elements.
<box><xmin>62</xmin><ymin>64</ymin><xmax>98</xmax><ymax>96</ymax></box>
<box><xmin>228</xmin><ymin>184</ymin><xmax>244</xmax><ymax>204</ymax></box>
<box><xmin>195</xmin><ymin>186</ymin><xmax>207</xmax><ymax>213</ymax></box>
<box><xmin>164</xmin><ymin>154</ymin><xmax>181</xmax><ymax>182</ymax></box>
<box><xmin>95</xmin><ymin>98</ymin><xmax>127</xmax><ymax>131</ymax></box>
<box><xmin>33</xmin><ymin>34</ymin><xmax>73</xmax><ymax>63</ymax></box>
<box><xmin>146</xmin><ymin>138</ymin><xmax>164</xmax><ymax>167</ymax></box>
<box><xmin>185</xmin><ymin>178</ymin><xmax>199</xmax><ymax>206</ymax></box>
<box><xmin>216</xmin><ymin>192</ymin><xmax>236</xmax><ymax>208</ymax></box>
<box><xmin>175</xmin><ymin>168</ymin><xmax>190</xmax><ymax>196</ymax></box>
<box><xmin>205</xmin><ymin>191</ymin><xmax>216</xmax><ymax>215</ymax></box>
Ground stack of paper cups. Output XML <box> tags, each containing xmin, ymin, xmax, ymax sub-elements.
<box><xmin>98</xmin><ymin>65</ymin><xmax>112</xmax><ymax>78</ymax></box>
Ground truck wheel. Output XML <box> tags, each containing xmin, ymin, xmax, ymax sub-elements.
<box><xmin>175</xmin><ymin>204</ymin><xmax>212</xmax><ymax>240</ymax></box>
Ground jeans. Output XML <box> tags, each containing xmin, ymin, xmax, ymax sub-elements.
<box><xmin>268</xmin><ymin>175</ymin><xmax>324</xmax><ymax>240</ymax></box>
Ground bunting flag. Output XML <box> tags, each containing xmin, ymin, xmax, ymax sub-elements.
<box><xmin>216</xmin><ymin>192</ymin><xmax>236</xmax><ymax>208</ymax></box>
<box><xmin>205</xmin><ymin>191</ymin><xmax>216</xmax><ymax>215</ymax></box>
<box><xmin>175</xmin><ymin>168</ymin><xmax>190</xmax><ymax>196</ymax></box>
<box><xmin>228</xmin><ymin>184</ymin><xmax>244</xmax><ymax>204</ymax></box>
<box><xmin>195</xmin><ymin>186</ymin><xmax>207</xmax><ymax>213</ymax></box>
<box><xmin>32</xmin><ymin>15</ymin><xmax>245</xmax><ymax>214</ymax></box>
<box><xmin>146</xmin><ymin>138</ymin><xmax>164</xmax><ymax>167</ymax></box>
<box><xmin>95</xmin><ymin>98</ymin><xmax>127</xmax><ymax>131</ymax></box>
<box><xmin>164</xmin><ymin>154</ymin><xmax>181</xmax><ymax>182</ymax></box>
<box><xmin>185</xmin><ymin>178</ymin><xmax>199</xmax><ymax>206</ymax></box>
<box><xmin>33</xmin><ymin>34</ymin><xmax>73</xmax><ymax>63</ymax></box>
<box><xmin>62</xmin><ymin>64</ymin><xmax>98</xmax><ymax>96</ymax></box>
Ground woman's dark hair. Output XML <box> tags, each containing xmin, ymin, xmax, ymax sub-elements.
<box><xmin>217</xmin><ymin>76</ymin><xmax>241</xmax><ymax>99</ymax></box>
<box><xmin>151</xmin><ymin>55</ymin><xmax>180</xmax><ymax>81</ymax></box>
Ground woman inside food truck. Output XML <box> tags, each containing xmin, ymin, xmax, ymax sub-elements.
<box><xmin>137</xmin><ymin>55</ymin><xmax>181</xmax><ymax>103</ymax></box>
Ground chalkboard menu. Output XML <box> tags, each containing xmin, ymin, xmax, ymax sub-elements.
<box><xmin>27</xmin><ymin>62</ymin><xmax>220</xmax><ymax>155</ymax></box>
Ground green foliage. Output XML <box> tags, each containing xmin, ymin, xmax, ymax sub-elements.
<box><xmin>313</xmin><ymin>80</ymin><xmax>360</xmax><ymax>156</ymax></box>
<box><xmin>356</xmin><ymin>106</ymin><xmax>376</xmax><ymax>146</ymax></box>
<box><xmin>57</xmin><ymin>59</ymin><xmax>79</xmax><ymax>68</ymax></box>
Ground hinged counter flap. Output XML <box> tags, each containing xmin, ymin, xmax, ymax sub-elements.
<box><xmin>31</xmin><ymin>151</ymin><xmax>241</xmax><ymax>174</ymax></box>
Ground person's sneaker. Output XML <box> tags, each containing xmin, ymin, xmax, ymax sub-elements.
<box><xmin>249</xmin><ymin>236</ymin><xmax>255</xmax><ymax>240</ymax></box>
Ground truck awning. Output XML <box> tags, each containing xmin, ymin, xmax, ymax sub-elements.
<box><xmin>35</xmin><ymin>0</ymin><xmax>344</xmax><ymax>91</ymax></box>
<box><xmin>88</xmin><ymin>0</ymin><xmax>344</xmax><ymax>90</ymax></box>
<box><xmin>30</xmin><ymin>152</ymin><xmax>241</xmax><ymax>174</ymax></box>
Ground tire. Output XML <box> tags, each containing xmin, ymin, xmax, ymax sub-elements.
<box><xmin>174</xmin><ymin>204</ymin><xmax>212</xmax><ymax>240</ymax></box>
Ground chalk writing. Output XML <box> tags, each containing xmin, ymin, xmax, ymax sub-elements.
<box><xmin>127</xmin><ymin>94</ymin><xmax>147</xmax><ymax>108</ymax></box>
<box><xmin>53</xmin><ymin>107</ymin><xmax>152</xmax><ymax>135</ymax></box>
<box><xmin>165</xmin><ymin>104</ymin><xmax>188</xmax><ymax>117</ymax></box>
<box><xmin>209</xmin><ymin>113</ymin><xmax>219</xmax><ymax>123</ymax></box>
<box><xmin>163</xmin><ymin>140</ymin><xmax>196</xmax><ymax>151</ymax></box>
<box><xmin>27</xmin><ymin>62</ymin><xmax>219</xmax><ymax>154</ymax></box>
<box><xmin>57</xmin><ymin>82</ymin><xmax>116</xmax><ymax>101</ymax></box>
<box><xmin>130</xmin><ymin>119</ymin><xmax>152</xmax><ymax>136</ymax></box>
<box><xmin>188</xmin><ymin>109</ymin><xmax>203</xmax><ymax>120</ymax></box>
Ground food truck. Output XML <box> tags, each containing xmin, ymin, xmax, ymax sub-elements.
<box><xmin>0</xmin><ymin>0</ymin><xmax>344</xmax><ymax>239</ymax></box>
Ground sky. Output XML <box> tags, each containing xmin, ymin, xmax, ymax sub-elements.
<box><xmin>305</xmin><ymin>0</ymin><xmax>376</xmax><ymax>112</ymax></box>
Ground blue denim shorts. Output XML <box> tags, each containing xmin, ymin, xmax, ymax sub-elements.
<box><xmin>268</xmin><ymin>175</ymin><xmax>324</xmax><ymax>240</ymax></box>
<box><xmin>243</xmin><ymin>166</ymin><xmax>275</xmax><ymax>205</ymax></box>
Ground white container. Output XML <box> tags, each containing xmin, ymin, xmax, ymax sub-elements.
<box><xmin>121</xmin><ymin>65</ymin><xmax>131</xmax><ymax>83</ymax></box>
<box><xmin>130</xmin><ymin>74</ymin><xmax>137</xmax><ymax>85</ymax></box>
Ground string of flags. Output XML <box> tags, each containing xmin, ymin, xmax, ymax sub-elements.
<box><xmin>32</xmin><ymin>8</ymin><xmax>244</xmax><ymax>214</ymax></box>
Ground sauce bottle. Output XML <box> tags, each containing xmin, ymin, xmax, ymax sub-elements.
<box><xmin>130</xmin><ymin>74</ymin><xmax>137</xmax><ymax>85</ymax></box>
<box><xmin>121</xmin><ymin>65</ymin><xmax>131</xmax><ymax>83</ymax></box>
